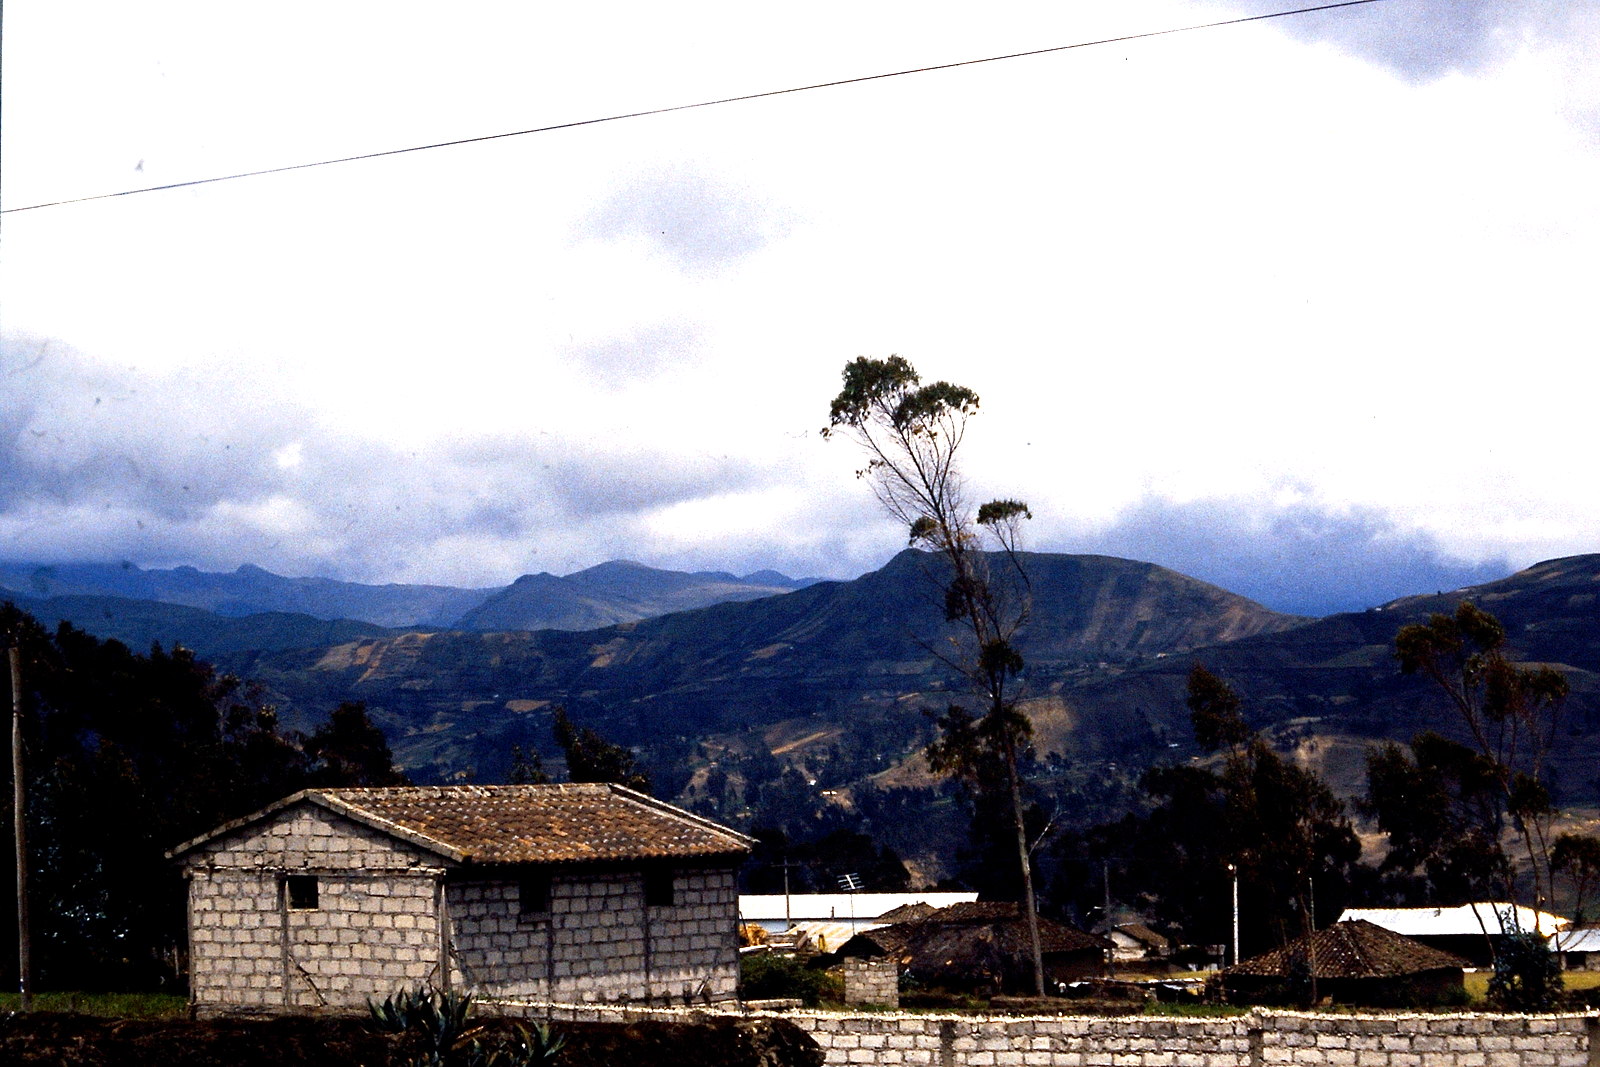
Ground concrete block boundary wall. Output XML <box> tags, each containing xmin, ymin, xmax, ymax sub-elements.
<box><xmin>497</xmin><ymin>1000</ymin><xmax>1600</xmax><ymax>1066</ymax></box>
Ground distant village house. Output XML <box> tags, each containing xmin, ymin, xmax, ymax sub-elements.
<box><xmin>837</xmin><ymin>901</ymin><xmax>1111</xmax><ymax>995</ymax></box>
<box><xmin>738</xmin><ymin>891</ymin><xmax>978</xmax><ymax>954</ymax></box>
<box><xmin>1224</xmin><ymin>920</ymin><xmax>1470</xmax><ymax>1007</ymax></box>
<box><xmin>169</xmin><ymin>784</ymin><xmax>753</xmax><ymax>1014</ymax></box>
<box><xmin>1108</xmin><ymin>923</ymin><xmax>1173</xmax><ymax>966</ymax></box>
<box><xmin>1338</xmin><ymin>903</ymin><xmax>1568</xmax><ymax>967</ymax></box>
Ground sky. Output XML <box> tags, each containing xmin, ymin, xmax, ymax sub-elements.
<box><xmin>3</xmin><ymin>0</ymin><xmax>1598</xmax><ymax>617</ymax></box>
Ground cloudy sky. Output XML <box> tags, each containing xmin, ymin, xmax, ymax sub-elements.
<box><xmin>3</xmin><ymin>0</ymin><xmax>1597</xmax><ymax>616</ymax></box>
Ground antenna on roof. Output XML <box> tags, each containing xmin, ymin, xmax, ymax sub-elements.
<box><xmin>838</xmin><ymin>872</ymin><xmax>862</xmax><ymax>933</ymax></box>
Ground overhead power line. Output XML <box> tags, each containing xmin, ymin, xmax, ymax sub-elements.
<box><xmin>3</xmin><ymin>0</ymin><xmax>1385</xmax><ymax>215</ymax></box>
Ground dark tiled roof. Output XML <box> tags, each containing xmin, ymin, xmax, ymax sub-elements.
<box><xmin>172</xmin><ymin>783</ymin><xmax>753</xmax><ymax>865</ymax></box>
<box><xmin>874</xmin><ymin>902</ymin><xmax>939</xmax><ymax>923</ymax></box>
<box><xmin>1227</xmin><ymin>920</ymin><xmax>1470</xmax><ymax>979</ymax></box>
<box><xmin>849</xmin><ymin>901</ymin><xmax>1111</xmax><ymax>960</ymax></box>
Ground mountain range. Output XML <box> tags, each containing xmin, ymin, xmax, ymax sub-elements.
<box><xmin>0</xmin><ymin>558</ymin><xmax>815</xmax><ymax>635</ymax></box>
<box><xmin>4</xmin><ymin>549</ymin><xmax>1597</xmax><ymax>819</ymax></box>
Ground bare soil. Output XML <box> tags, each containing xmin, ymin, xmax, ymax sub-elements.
<box><xmin>0</xmin><ymin>1011</ymin><xmax>822</xmax><ymax>1067</ymax></box>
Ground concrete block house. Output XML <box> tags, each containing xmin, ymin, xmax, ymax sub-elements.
<box><xmin>168</xmin><ymin>784</ymin><xmax>753</xmax><ymax>1014</ymax></box>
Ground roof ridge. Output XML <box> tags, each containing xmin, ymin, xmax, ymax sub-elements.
<box><xmin>309</xmin><ymin>789</ymin><xmax>469</xmax><ymax>862</ymax></box>
<box><xmin>604</xmin><ymin>782</ymin><xmax>758</xmax><ymax>847</ymax></box>
<box><xmin>173</xmin><ymin>783</ymin><xmax>753</xmax><ymax>867</ymax></box>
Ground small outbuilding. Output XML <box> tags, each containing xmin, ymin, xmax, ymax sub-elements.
<box><xmin>169</xmin><ymin>784</ymin><xmax>753</xmax><ymax>1014</ymax></box>
<box><xmin>1553</xmin><ymin>926</ymin><xmax>1600</xmax><ymax>971</ymax></box>
<box><xmin>1109</xmin><ymin>923</ymin><xmax>1173</xmax><ymax>965</ymax></box>
<box><xmin>1223</xmin><ymin>919</ymin><xmax>1470</xmax><ymax>1007</ymax></box>
<box><xmin>837</xmin><ymin>901</ymin><xmax>1111</xmax><ymax>995</ymax></box>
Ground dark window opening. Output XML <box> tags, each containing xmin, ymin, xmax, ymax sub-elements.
<box><xmin>519</xmin><ymin>876</ymin><xmax>551</xmax><ymax>915</ymax></box>
<box><xmin>644</xmin><ymin>868</ymin><xmax>675</xmax><ymax>908</ymax></box>
<box><xmin>286</xmin><ymin>875</ymin><xmax>319</xmax><ymax>910</ymax></box>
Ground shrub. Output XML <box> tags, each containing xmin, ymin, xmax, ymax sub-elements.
<box><xmin>1488</xmin><ymin>932</ymin><xmax>1562</xmax><ymax>1012</ymax></box>
<box><xmin>739</xmin><ymin>954</ymin><xmax>843</xmax><ymax>1006</ymax></box>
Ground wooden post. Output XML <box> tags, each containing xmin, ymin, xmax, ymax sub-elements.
<box><xmin>10</xmin><ymin>645</ymin><xmax>32</xmax><ymax>1012</ymax></box>
<box><xmin>278</xmin><ymin>873</ymin><xmax>293</xmax><ymax>1009</ymax></box>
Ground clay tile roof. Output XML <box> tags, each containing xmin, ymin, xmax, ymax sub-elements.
<box><xmin>848</xmin><ymin>901</ymin><xmax>1111</xmax><ymax>959</ymax></box>
<box><xmin>1226</xmin><ymin>920</ymin><xmax>1470</xmax><ymax>980</ymax></box>
<box><xmin>170</xmin><ymin>783</ymin><xmax>753</xmax><ymax>865</ymax></box>
<box><xmin>875</xmin><ymin>902</ymin><xmax>939</xmax><ymax>923</ymax></box>
<box><xmin>933</xmin><ymin>901</ymin><xmax>1023</xmax><ymax>924</ymax></box>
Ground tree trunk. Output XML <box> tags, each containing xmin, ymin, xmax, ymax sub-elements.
<box><xmin>1006</xmin><ymin>744</ymin><xmax>1045</xmax><ymax>997</ymax></box>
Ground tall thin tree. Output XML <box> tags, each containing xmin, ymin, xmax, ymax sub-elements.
<box><xmin>824</xmin><ymin>355</ymin><xmax>1045</xmax><ymax>995</ymax></box>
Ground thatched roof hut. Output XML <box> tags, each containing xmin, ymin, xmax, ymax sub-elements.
<box><xmin>838</xmin><ymin>901</ymin><xmax>1111</xmax><ymax>994</ymax></box>
<box><xmin>1223</xmin><ymin>919</ymin><xmax>1470</xmax><ymax>1007</ymax></box>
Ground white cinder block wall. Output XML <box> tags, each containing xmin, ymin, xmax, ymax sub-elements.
<box><xmin>448</xmin><ymin>867</ymin><xmax>740</xmax><ymax>1004</ymax></box>
<box><xmin>183</xmin><ymin>806</ymin><xmax>740</xmax><ymax>1012</ymax></box>
<box><xmin>186</xmin><ymin>807</ymin><xmax>445</xmax><ymax>1010</ymax></box>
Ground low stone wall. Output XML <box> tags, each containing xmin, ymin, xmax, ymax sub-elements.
<box><xmin>841</xmin><ymin>958</ymin><xmax>899</xmax><ymax>1009</ymax></box>
<box><xmin>499</xmin><ymin>1001</ymin><xmax>1600</xmax><ymax>1067</ymax></box>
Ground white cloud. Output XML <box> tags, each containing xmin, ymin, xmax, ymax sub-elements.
<box><xmin>2</xmin><ymin>1</ymin><xmax>1596</xmax><ymax>606</ymax></box>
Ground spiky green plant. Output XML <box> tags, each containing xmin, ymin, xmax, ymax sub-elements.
<box><xmin>368</xmin><ymin>986</ymin><xmax>562</xmax><ymax>1066</ymax></box>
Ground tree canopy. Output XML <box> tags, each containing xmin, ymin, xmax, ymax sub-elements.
<box><xmin>1</xmin><ymin>602</ymin><xmax>408</xmax><ymax>991</ymax></box>
<box><xmin>1064</xmin><ymin>665</ymin><xmax>1360</xmax><ymax>960</ymax></box>
<box><xmin>551</xmin><ymin>706</ymin><xmax>651</xmax><ymax>793</ymax></box>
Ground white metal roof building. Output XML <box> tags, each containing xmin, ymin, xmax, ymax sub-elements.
<box><xmin>739</xmin><ymin>892</ymin><xmax>978</xmax><ymax>933</ymax></box>
<box><xmin>1338</xmin><ymin>903</ymin><xmax>1569</xmax><ymax>938</ymax></box>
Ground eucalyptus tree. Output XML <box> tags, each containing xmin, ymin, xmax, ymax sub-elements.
<box><xmin>1394</xmin><ymin>601</ymin><xmax>1572</xmax><ymax>1010</ymax></box>
<box><xmin>824</xmin><ymin>354</ymin><xmax>1045</xmax><ymax>995</ymax></box>
<box><xmin>1394</xmin><ymin>602</ymin><xmax>1569</xmax><ymax>915</ymax></box>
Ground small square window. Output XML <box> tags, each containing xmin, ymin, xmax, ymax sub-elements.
<box><xmin>519</xmin><ymin>876</ymin><xmax>551</xmax><ymax>915</ymax></box>
<box><xmin>286</xmin><ymin>875</ymin><xmax>319</xmax><ymax>910</ymax></box>
<box><xmin>644</xmin><ymin>869</ymin><xmax>675</xmax><ymax>908</ymax></box>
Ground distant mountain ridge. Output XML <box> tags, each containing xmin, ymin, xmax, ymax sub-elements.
<box><xmin>0</xmin><ymin>560</ymin><xmax>492</xmax><ymax>628</ymax></box>
<box><xmin>0</xmin><ymin>558</ymin><xmax>817</xmax><ymax>633</ymax></box>
<box><xmin>216</xmin><ymin>549</ymin><xmax>1306</xmax><ymax>776</ymax></box>
<box><xmin>452</xmin><ymin>560</ymin><xmax>815</xmax><ymax>632</ymax></box>
<box><xmin>0</xmin><ymin>590</ymin><xmax>392</xmax><ymax>655</ymax></box>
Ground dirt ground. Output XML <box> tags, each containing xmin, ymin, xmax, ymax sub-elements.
<box><xmin>0</xmin><ymin>1011</ymin><xmax>822</xmax><ymax>1067</ymax></box>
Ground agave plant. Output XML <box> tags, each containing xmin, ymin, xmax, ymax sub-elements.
<box><xmin>368</xmin><ymin>987</ymin><xmax>562</xmax><ymax>1067</ymax></box>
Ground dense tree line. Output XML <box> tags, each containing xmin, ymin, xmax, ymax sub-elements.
<box><xmin>0</xmin><ymin>603</ymin><xmax>406</xmax><ymax>992</ymax></box>
<box><xmin>1043</xmin><ymin>602</ymin><xmax>1587</xmax><ymax>1008</ymax></box>
<box><xmin>1046</xmin><ymin>664</ymin><xmax>1361</xmax><ymax>961</ymax></box>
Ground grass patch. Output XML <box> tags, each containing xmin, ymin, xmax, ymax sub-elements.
<box><xmin>1561</xmin><ymin>970</ymin><xmax>1600</xmax><ymax>991</ymax></box>
<box><xmin>1142</xmin><ymin>1002</ymin><xmax>1248</xmax><ymax>1017</ymax></box>
<box><xmin>1448</xmin><ymin>969</ymin><xmax>1600</xmax><ymax>1007</ymax></box>
<box><xmin>0</xmin><ymin>991</ymin><xmax>188</xmax><ymax>1018</ymax></box>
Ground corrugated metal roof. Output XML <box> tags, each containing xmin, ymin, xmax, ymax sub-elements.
<box><xmin>170</xmin><ymin>783</ymin><xmax>754</xmax><ymax>865</ymax></box>
<box><xmin>789</xmin><ymin>921</ymin><xmax>874</xmax><ymax>954</ymax></box>
<box><xmin>738</xmin><ymin>892</ymin><xmax>978</xmax><ymax>923</ymax></box>
<box><xmin>1553</xmin><ymin>927</ymin><xmax>1600</xmax><ymax>953</ymax></box>
<box><xmin>1338</xmin><ymin>903</ymin><xmax>1569</xmax><ymax>938</ymax></box>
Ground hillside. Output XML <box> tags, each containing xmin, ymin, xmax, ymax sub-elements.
<box><xmin>217</xmin><ymin>549</ymin><xmax>1305</xmax><ymax>776</ymax></box>
<box><xmin>15</xmin><ymin>547</ymin><xmax>1600</xmax><ymax>887</ymax></box>
<box><xmin>1038</xmin><ymin>554</ymin><xmax>1600</xmax><ymax>799</ymax></box>
<box><xmin>0</xmin><ymin>590</ymin><xmax>393</xmax><ymax>654</ymax></box>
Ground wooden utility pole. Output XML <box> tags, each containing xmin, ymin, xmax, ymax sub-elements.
<box><xmin>10</xmin><ymin>644</ymin><xmax>32</xmax><ymax>1012</ymax></box>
